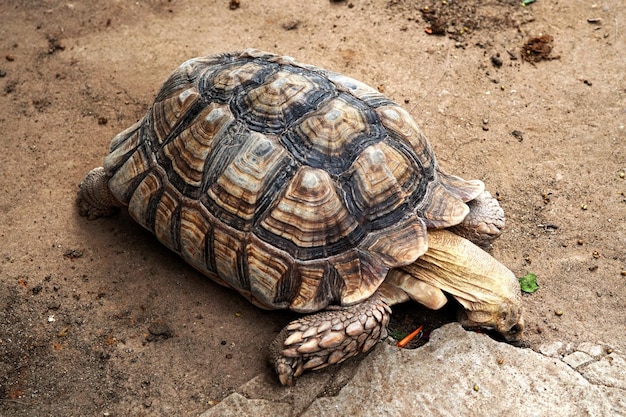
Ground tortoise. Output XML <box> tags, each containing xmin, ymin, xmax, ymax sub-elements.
<box><xmin>77</xmin><ymin>49</ymin><xmax>524</xmax><ymax>385</ymax></box>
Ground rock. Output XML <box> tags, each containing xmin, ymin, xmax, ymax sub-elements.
<box><xmin>580</xmin><ymin>353</ymin><xmax>626</xmax><ymax>390</ymax></box>
<box><xmin>576</xmin><ymin>342</ymin><xmax>606</xmax><ymax>357</ymax></box>
<box><xmin>203</xmin><ymin>324</ymin><xmax>626</xmax><ymax>416</ymax></box>
<box><xmin>537</xmin><ymin>340</ymin><xmax>564</xmax><ymax>356</ymax></box>
<box><xmin>301</xmin><ymin>324</ymin><xmax>620</xmax><ymax>416</ymax></box>
<box><xmin>562</xmin><ymin>351</ymin><xmax>593</xmax><ymax>368</ymax></box>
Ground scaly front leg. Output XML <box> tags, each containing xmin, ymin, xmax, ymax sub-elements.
<box><xmin>269</xmin><ymin>292</ymin><xmax>390</xmax><ymax>386</ymax></box>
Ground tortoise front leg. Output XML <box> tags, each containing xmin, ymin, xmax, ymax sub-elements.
<box><xmin>450</xmin><ymin>191</ymin><xmax>505</xmax><ymax>248</ymax></box>
<box><xmin>77</xmin><ymin>167</ymin><xmax>121</xmax><ymax>220</ymax></box>
<box><xmin>269</xmin><ymin>292</ymin><xmax>390</xmax><ymax>386</ymax></box>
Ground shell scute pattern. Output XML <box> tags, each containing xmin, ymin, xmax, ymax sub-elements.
<box><xmin>163</xmin><ymin>102</ymin><xmax>232</xmax><ymax>189</ymax></box>
<box><xmin>257</xmin><ymin>166</ymin><xmax>364</xmax><ymax>257</ymax></box>
<box><xmin>233</xmin><ymin>68</ymin><xmax>333</xmax><ymax>134</ymax></box>
<box><xmin>105</xmin><ymin>49</ymin><xmax>478</xmax><ymax>312</ymax></box>
<box><xmin>206</xmin><ymin>133</ymin><xmax>290</xmax><ymax>231</ymax></box>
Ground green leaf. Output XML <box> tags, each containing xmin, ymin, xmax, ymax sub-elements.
<box><xmin>519</xmin><ymin>272</ymin><xmax>539</xmax><ymax>293</ymax></box>
<box><xmin>388</xmin><ymin>330</ymin><xmax>408</xmax><ymax>341</ymax></box>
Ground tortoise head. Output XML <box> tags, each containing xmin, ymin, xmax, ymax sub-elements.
<box><xmin>399</xmin><ymin>230</ymin><xmax>525</xmax><ymax>342</ymax></box>
<box><xmin>457</xmin><ymin>301</ymin><xmax>525</xmax><ymax>342</ymax></box>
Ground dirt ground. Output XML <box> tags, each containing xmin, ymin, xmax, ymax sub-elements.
<box><xmin>1</xmin><ymin>0</ymin><xmax>624</xmax><ymax>415</ymax></box>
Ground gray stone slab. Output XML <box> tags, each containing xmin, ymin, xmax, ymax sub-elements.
<box><xmin>301</xmin><ymin>324</ymin><xmax>620</xmax><ymax>417</ymax></box>
<box><xmin>562</xmin><ymin>350</ymin><xmax>593</xmax><ymax>368</ymax></box>
<box><xmin>580</xmin><ymin>353</ymin><xmax>626</xmax><ymax>390</ymax></box>
<box><xmin>202</xmin><ymin>324</ymin><xmax>626</xmax><ymax>417</ymax></box>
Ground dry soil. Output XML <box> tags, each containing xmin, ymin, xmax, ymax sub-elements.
<box><xmin>1</xmin><ymin>0</ymin><xmax>624</xmax><ymax>415</ymax></box>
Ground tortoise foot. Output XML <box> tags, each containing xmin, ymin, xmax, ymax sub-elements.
<box><xmin>77</xmin><ymin>167</ymin><xmax>121</xmax><ymax>220</ymax></box>
<box><xmin>269</xmin><ymin>293</ymin><xmax>391</xmax><ymax>386</ymax></box>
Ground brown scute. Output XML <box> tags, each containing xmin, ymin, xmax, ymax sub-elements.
<box><xmin>287</xmin><ymin>261</ymin><xmax>330</xmax><ymax>311</ymax></box>
<box><xmin>107</xmin><ymin>120</ymin><xmax>143</xmax><ymax>158</ymax></box>
<box><xmin>153</xmin><ymin>185</ymin><xmax>182</xmax><ymax>252</ymax></box>
<box><xmin>206</xmin><ymin>133</ymin><xmax>288</xmax><ymax>228</ymax></box>
<box><xmin>333</xmin><ymin>250</ymin><xmax>387</xmax><ymax>305</ymax></box>
<box><xmin>360</xmin><ymin>212</ymin><xmax>428</xmax><ymax>267</ymax></box>
<box><xmin>208</xmin><ymin>61</ymin><xmax>272</xmax><ymax>100</ymax></box>
<box><xmin>163</xmin><ymin>103</ymin><xmax>233</xmax><ymax>188</ymax></box>
<box><xmin>417</xmin><ymin>176</ymin><xmax>472</xmax><ymax>229</ymax></box>
<box><xmin>235</xmin><ymin>69</ymin><xmax>330</xmax><ymax>132</ymax></box>
<box><xmin>438</xmin><ymin>170</ymin><xmax>485</xmax><ymax>202</ymax></box>
<box><xmin>294</xmin><ymin>95</ymin><xmax>370</xmax><ymax>157</ymax></box>
<box><xmin>152</xmin><ymin>56</ymin><xmax>220</xmax><ymax>102</ymax></box>
<box><xmin>107</xmin><ymin>143</ymin><xmax>154</xmax><ymax>205</ymax></box>
<box><xmin>258</xmin><ymin>166</ymin><xmax>365</xmax><ymax>259</ymax></box>
<box><xmin>212</xmin><ymin>222</ymin><xmax>250</xmax><ymax>292</ymax></box>
<box><xmin>104</xmin><ymin>122</ymin><xmax>144</xmax><ymax>177</ymax></box>
<box><xmin>376</xmin><ymin>105</ymin><xmax>434</xmax><ymax>160</ymax></box>
<box><xmin>325</xmin><ymin>72</ymin><xmax>390</xmax><ymax>105</ymax></box>
<box><xmin>347</xmin><ymin>142</ymin><xmax>414</xmax><ymax>224</ymax></box>
<box><xmin>152</xmin><ymin>88</ymin><xmax>201</xmax><ymax>145</ymax></box>
<box><xmin>179</xmin><ymin>203</ymin><xmax>213</xmax><ymax>273</ymax></box>
<box><xmin>127</xmin><ymin>170</ymin><xmax>162</xmax><ymax>229</ymax></box>
<box><xmin>246</xmin><ymin>235</ymin><xmax>297</xmax><ymax>309</ymax></box>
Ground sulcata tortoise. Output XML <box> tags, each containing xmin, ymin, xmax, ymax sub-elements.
<box><xmin>77</xmin><ymin>49</ymin><xmax>524</xmax><ymax>385</ymax></box>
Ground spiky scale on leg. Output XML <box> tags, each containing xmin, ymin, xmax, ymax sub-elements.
<box><xmin>77</xmin><ymin>167</ymin><xmax>121</xmax><ymax>220</ymax></box>
<box><xmin>269</xmin><ymin>292</ymin><xmax>391</xmax><ymax>386</ymax></box>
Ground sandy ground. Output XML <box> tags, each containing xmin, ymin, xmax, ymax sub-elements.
<box><xmin>1</xmin><ymin>0</ymin><xmax>624</xmax><ymax>415</ymax></box>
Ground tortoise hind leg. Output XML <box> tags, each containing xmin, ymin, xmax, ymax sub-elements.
<box><xmin>77</xmin><ymin>167</ymin><xmax>121</xmax><ymax>220</ymax></box>
<box><xmin>269</xmin><ymin>292</ymin><xmax>390</xmax><ymax>386</ymax></box>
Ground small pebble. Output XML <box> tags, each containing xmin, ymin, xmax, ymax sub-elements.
<box><xmin>555</xmin><ymin>310</ymin><xmax>564</xmax><ymax>316</ymax></box>
<box><xmin>47</xmin><ymin>301</ymin><xmax>61</xmax><ymax>310</ymax></box>
<box><xmin>282</xmin><ymin>20</ymin><xmax>300</xmax><ymax>31</ymax></box>
<box><xmin>5</xmin><ymin>54</ymin><xmax>15</xmax><ymax>62</ymax></box>
<box><xmin>147</xmin><ymin>322</ymin><xmax>173</xmax><ymax>340</ymax></box>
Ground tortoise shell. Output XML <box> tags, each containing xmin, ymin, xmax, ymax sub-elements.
<box><xmin>103</xmin><ymin>49</ymin><xmax>483</xmax><ymax>313</ymax></box>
